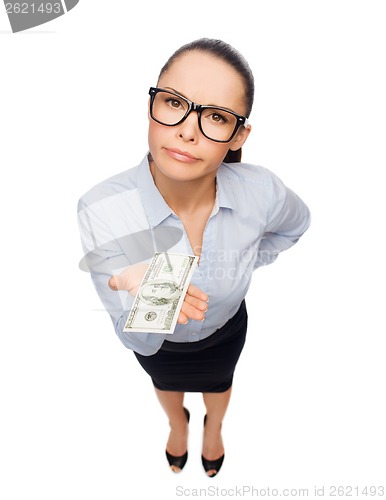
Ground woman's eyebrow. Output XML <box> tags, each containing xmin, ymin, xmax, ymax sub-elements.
<box><xmin>163</xmin><ymin>86</ymin><xmax>234</xmax><ymax>111</ymax></box>
<box><xmin>164</xmin><ymin>86</ymin><xmax>187</xmax><ymax>98</ymax></box>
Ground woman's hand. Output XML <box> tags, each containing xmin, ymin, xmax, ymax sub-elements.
<box><xmin>108</xmin><ymin>263</ymin><xmax>148</xmax><ymax>296</ymax></box>
<box><xmin>108</xmin><ymin>264</ymin><xmax>208</xmax><ymax>324</ymax></box>
<box><xmin>178</xmin><ymin>283</ymin><xmax>209</xmax><ymax>324</ymax></box>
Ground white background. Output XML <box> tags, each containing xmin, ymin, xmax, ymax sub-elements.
<box><xmin>1</xmin><ymin>1</ymin><xmax>385</xmax><ymax>498</ymax></box>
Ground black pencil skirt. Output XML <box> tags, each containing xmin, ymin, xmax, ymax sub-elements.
<box><xmin>133</xmin><ymin>300</ymin><xmax>248</xmax><ymax>393</ymax></box>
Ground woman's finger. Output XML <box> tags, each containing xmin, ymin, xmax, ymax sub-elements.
<box><xmin>108</xmin><ymin>273</ymin><xmax>130</xmax><ymax>291</ymax></box>
<box><xmin>177</xmin><ymin>311</ymin><xmax>189</xmax><ymax>324</ymax></box>
<box><xmin>108</xmin><ymin>275</ymin><xmax>119</xmax><ymax>290</ymax></box>
<box><xmin>185</xmin><ymin>283</ymin><xmax>209</xmax><ymax>302</ymax></box>
<box><xmin>180</xmin><ymin>301</ymin><xmax>206</xmax><ymax>322</ymax></box>
<box><xmin>108</xmin><ymin>263</ymin><xmax>149</xmax><ymax>293</ymax></box>
<box><xmin>183</xmin><ymin>292</ymin><xmax>209</xmax><ymax>312</ymax></box>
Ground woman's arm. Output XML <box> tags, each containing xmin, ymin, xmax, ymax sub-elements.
<box><xmin>255</xmin><ymin>180</ymin><xmax>311</xmax><ymax>268</ymax></box>
<box><xmin>78</xmin><ymin>198</ymin><xmax>208</xmax><ymax>354</ymax></box>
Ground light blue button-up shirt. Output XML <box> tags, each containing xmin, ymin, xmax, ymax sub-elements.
<box><xmin>78</xmin><ymin>154</ymin><xmax>310</xmax><ymax>356</ymax></box>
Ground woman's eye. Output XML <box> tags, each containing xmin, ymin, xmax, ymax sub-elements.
<box><xmin>210</xmin><ymin>113</ymin><xmax>227</xmax><ymax>123</ymax></box>
<box><xmin>166</xmin><ymin>98</ymin><xmax>182</xmax><ymax>109</ymax></box>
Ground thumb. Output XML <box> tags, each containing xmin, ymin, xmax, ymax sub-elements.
<box><xmin>108</xmin><ymin>275</ymin><xmax>119</xmax><ymax>290</ymax></box>
<box><xmin>108</xmin><ymin>273</ymin><xmax>133</xmax><ymax>292</ymax></box>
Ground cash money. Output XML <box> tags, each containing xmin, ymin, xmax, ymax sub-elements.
<box><xmin>123</xmin><ymin>252</ymin><xmax>198</xmax><ymax>334</ymax></box>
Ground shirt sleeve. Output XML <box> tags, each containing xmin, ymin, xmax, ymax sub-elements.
<box><xmin>254</xmin><ymin>174</ymin><xmax>311</xmax><ymax>268</ymax></box>
<box><xmin>77</xmin><ymin>197</ymin><xmax>165</xmax><ymax>356</ymax></box>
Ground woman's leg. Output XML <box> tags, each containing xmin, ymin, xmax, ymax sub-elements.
<box><xmin>154</xmin><ymin>387</ymin><xmax>188</xmax><ymax>472</ymax></box>
<box><xmin>202</xmin><ymin>387</ymin><xmax>232</xmax><ymax>476</ymax></box>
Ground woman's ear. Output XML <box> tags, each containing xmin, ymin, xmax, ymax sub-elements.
<box><xmin>229</xmin><ymin>124</ymin><xmax>252</xmax><ymax>151</ymax></box>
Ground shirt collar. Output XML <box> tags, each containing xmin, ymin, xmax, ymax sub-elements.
<box><xmin>137</xmin><ymin>154</ymin><xmax>173</xmax><ymax>227</ymax></box>
<box><xmin>137</xmin><ymin>155</ymin><xmax>238</xmax><ymax>227</ymax></box>
<box><xmin>216</xmin><ymin>163</ymin><xmax>239</xmax><ymax>211</ymax></box>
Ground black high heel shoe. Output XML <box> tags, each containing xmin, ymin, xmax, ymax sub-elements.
<box><xmin>165</xmin><ymin>407</ymin><xmax>190</xmax><ymax>472</ymax></box>
<box><xmin>201</xmin><ymin>414</ymin><xmax>225</xmax><ymax>477</ymax></box>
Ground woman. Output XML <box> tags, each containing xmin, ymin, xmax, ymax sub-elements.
<box><xmin>78</xmin><ymin>38</ymin><xmax>311</xmax><ymax>477</ymax></box>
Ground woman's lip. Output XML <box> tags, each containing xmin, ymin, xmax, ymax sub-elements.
<box><xmin>164</xmin><ymin>148</ymin><xmax>199</xmax><ymax>163</ymax></box>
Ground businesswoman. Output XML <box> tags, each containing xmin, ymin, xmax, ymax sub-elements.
<box><xmin>78</xmin><ymin>38</ymin><xmax>311</xmax><ymax>477</ymax></box>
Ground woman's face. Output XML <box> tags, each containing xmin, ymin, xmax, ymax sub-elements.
<box><xmin>148</xmin><ymin>51</ymin><xmax>251</xmax><ymax>183</ymax></box>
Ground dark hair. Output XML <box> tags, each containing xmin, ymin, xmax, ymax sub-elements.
<box><xmin>158</xmin><ymin>38</ymin><xmax>254</xmax><ymax>163</ymax></box>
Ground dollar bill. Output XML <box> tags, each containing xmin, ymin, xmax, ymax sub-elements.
<box><xmin>123</xmin><ymin>252</ymin><xmax>198</xmax><ymax>334</ymax></box>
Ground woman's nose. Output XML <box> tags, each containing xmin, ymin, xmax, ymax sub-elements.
<box><xmin>176</xmin><ymin>111</ymin><xmax>200</xmax><ymax>142</ymax></box>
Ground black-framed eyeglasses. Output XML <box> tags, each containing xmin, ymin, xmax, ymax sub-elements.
<box><xmin>148</xmin><ymin>87</ymin><xmax>249</xmax><ymax>143</ymax></box>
